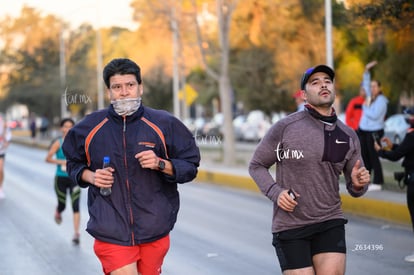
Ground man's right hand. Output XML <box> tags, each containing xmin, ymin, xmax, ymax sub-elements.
<box><xmin>93</xmin><ymin>167</ymin><xmax>115</xmax><ymax>188</ymax></box>
<box><xmin>82</xmin><ymin>167</ymin><xmax>114</xmax><ymax>187</ymax></box>
<box><xmin>277</xmin><ymin>190</ymin><xmax>299</xmax><ymax>212</ymax></box>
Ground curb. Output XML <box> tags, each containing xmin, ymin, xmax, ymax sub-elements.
<box><xmin>341</xmin><ymin>195</ymin><xmax>409</xmax><ymax>226</ymax></box>
<box><xmin>196</xmin><ymin>170</ymin><xmax>259</xmax><ymax>192</ymax></box>
<box><xmin>196</xmin><ymin>169</ymin><xmax>411</xmax><ymax>227</ymax></box>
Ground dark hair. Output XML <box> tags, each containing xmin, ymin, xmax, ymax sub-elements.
<box><xmin>60</xmin><ymin>118</ymin><xmax>75</xmax><ymax>127</ymax></box>
<box><xmin>372</xmin><ymin>80</ymin><xmax>381</xmax><ymax>87</ymax></box>
<box><xmin>103</xmin><ymin>58</ymin><xmax>142</xmax><ymax>88</ymax></box>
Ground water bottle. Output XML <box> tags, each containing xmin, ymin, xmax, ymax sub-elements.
<box><xmin>100</xmin><ymin>156</ymin><xmax>112</xmax><ymax>196</ymax></box>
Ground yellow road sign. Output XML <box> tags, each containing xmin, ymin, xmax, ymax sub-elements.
<box><xmin>179</xmin><ymin>84</ymin><xmax>198</xmax><ymax>106</ymax></box>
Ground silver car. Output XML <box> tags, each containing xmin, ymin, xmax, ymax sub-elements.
<box><xmin>384</xmin><ymin>114</ymin><xmax>410</xmax><ymax>144</ymax></box>
<box><xmin>240</xmin><ymin>110</ymin><xmax>271</xmax><ymax>142</ymax></box>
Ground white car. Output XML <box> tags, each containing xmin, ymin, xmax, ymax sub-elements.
<box><xmin>240</xmin><ymin>110</ymin><xmax>271</xmax><ymax>142</ymax></box>
<box><xmin>384</xmin><ymin>114</ymin><xmax>410</xmax><ymax>144</ymax></box>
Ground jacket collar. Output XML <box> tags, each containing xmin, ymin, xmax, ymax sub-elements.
<box><xmin>107</xmin><ymin>104</ymin><xmax>144</xmax><ymax>123</ymax></box>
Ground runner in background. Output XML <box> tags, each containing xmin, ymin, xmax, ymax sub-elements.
<box><xmin>45</xmin><ymin>118</ymin><xmax>81</xmax><ymax>245</ymax></box>
<box><xmin>0</xmin><ymin>113</ymin><xmax>12</xmax><ymax>199</ymax></box>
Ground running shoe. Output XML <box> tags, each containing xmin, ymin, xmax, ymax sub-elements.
<box><xmin>72</xmin><ymin>233</ymin><xmax>80</xmax><ymax>245</ymax></box>
<box><xmin>367</xmin><ymin>184</ymin><xmax>382</xmax><ymax>191</ymax></box>
<box><xmin>54</xmin><ymin>211</ymin><xmax>62</xmax><ymax>225</ymax></box>
<box><xmin>405</xmin><ymin>253</ymin><xmax>414</xmax><ymax>262</ymax></box>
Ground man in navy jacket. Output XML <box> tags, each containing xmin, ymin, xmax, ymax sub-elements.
<box><xmin>63</xmin><ymin>58</ymin><xmax>200</xmax><ymax>275</ymax></box>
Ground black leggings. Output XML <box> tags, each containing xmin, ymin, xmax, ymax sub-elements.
<box><xmin>357</xmin><ymin>129</ymin><xmax>384</xmax><ymax>185</ymax></box>
<box><xmin>54</xmin><ymin>176</ymin><xmax>80</xmax><ymax>213</ymax></box>
<box><xmin>407</xmin><ymin>182</ymin><xmax>414</xmax><ymax>233</ymax></box>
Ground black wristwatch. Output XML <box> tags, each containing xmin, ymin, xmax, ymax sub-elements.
<box><xmin>158</xmin><ymin>158</ymin><xmax>166</xmax><ymax>171</ymax></box>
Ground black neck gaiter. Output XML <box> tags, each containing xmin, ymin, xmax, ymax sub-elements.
<box><xmin>305</xmin><ymin>104</ymin><xmax>337</xmax><ymax>124</ymax></box>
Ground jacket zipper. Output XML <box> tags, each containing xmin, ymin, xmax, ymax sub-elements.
<box><xmin>123</xmin><ymin>116</ymin><xmax>135</xmax><ymax>245</ymax></box>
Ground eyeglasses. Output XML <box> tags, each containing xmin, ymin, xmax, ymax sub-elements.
<box><xmin>110</xmin><ymin>81</ymin><xmax>138</xmax><ymax>92</ymax></box>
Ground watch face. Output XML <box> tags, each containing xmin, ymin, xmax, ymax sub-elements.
<box><xmin>158</xmin><ymin>160</ymin><xmax>165</xmax><ymax>170</ymax></box>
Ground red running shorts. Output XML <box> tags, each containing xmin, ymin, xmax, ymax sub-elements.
<box><xmin>94</xmin><ymin>234</ymin><xmax>170</xmax><ymax>275</ymax></box>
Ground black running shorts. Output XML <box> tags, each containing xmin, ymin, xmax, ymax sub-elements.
<box><xmin>272</xmin><ymin>219</ymin><xmax>347</xmax><ymax>271</ymax></box>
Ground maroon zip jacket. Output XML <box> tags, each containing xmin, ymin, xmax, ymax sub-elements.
<box><xmin>249</xmin><ymin>109</ymin><xmax>367</xmax><ymax>233</ymax></box>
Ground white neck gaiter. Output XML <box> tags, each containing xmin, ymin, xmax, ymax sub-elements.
<box><xmin>111</xmin><ymin>97</ymin><xmax>141</xmax><ymax>116</ymax></box>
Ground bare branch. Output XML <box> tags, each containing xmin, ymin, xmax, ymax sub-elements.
<box><xmin>191</xmin><ymin>0</ymin><xmax>219</xmax><ymax>80</ymax></box>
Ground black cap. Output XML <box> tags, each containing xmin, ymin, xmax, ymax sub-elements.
<box><xmin>300</xmin><ymin>65</ymin><xmax>335</xmax><ymax>90</ymax></box>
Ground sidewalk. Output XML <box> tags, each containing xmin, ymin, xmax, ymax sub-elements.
<box><xmin>11</xmin><ymin>131</ymin><xmax>411</xmax><ymax>227</ymax></box>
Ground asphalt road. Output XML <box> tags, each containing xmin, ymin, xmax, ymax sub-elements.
<box><xmin>0</xmin><ymin>143</ymin><xmax>413</xmax><ymax>275</ymax></box>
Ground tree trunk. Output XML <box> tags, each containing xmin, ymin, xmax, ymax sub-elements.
<box><xmin>219</xmin><ymin>74</ymin><xmax>235</xmax><ymax>165</ymax></box>
<box><xmin>217</xmin><ymin>0</ymin><xmax>237</xmax><ymax>165</ymax></box>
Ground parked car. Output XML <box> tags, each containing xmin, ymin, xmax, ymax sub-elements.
<box><xmin>182</xmin><ymin>118</ymin><xmax>196</xmax><ymax>133</ymax></box>
<box><xmin>240</xmin><ymin>110</ymin><xmax>271</xmax><ymax>142</ymax></box>
<box><xmin>193</xmin><ymin>117</ymin><xmax>208</xmax><ymax>137</ymax></box>
<box><xmin>384</xmin><ymin>114</ymin><xmax>410</xmax><ymax>144</ymax></box>
<box><xmin>202</xmin><ymin>113</ymin><xmax>224</xmax><ymax>138</ymax></box>
<box><xmin>182</xmin><ymin>117</ymin><xmax>208</xmax><ymax>137</ymax></box>
<box><xmin>271</xmin><ymin>112</ymin><xmax>287</xmax><ymax>124</ymax></box>
<box><xmin>233</xmin><ymin>115</ymin><xmax>247</xmax><ymax>141</ymax></box>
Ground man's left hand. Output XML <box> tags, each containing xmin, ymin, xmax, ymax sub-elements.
<box><xmin>135</xmin><ymin>150</ymin><xmax>159</xmax><ymax>170</ymax></box>
<box><xmin>351</xmin><ymin>159</ymin><xmax>370</xmax><ymax>190</ymax></box>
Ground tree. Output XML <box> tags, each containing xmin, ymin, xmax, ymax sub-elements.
<box><xmin>0</xmin><ymin>7</ymin><xmax>62</xmax><ymax>120</ymax></box>
<box><xmin>349</xmin><ymin>0</ymin><xmax>414</xmax><ymax>109</ymax></box>
<box><xmin>191</xmin><ymin>0</ymin><xmax>239</xmax><ymax>165</ymax></box>
<box><xmin>63</xmin><ymin>24</ymin><xmax>99</xmax><ymax>116</ymax></box>
<box><xmin>0</xmin><ymin>7</ymin><xmax>102</xmax><ymax>120</ymax></box>
<box><xmin>230</xmin><ymin>46</ymin><xmax>293</xmax><ymax>114</ymax></box>
<box><xmin>130</xmin><ymin>0</ymin><xmax>240</xmax><ymax>165</ymax></box>
<box><xmin>143</xmin><ymin>63</ymin><xmax>173</xmax><ymax>111</ymax></box>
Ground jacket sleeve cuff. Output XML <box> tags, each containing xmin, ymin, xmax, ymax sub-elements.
<box><xmin>266</xmin><ymin>183</ymin><xmax>282</xmax><ymax>202</ymax></box>
<box><xmin>347</xmin><ymin>181</ymin><xmax>367</xmax><ymax>197</ymax></box>
<box><xmin>75</xmin><ymin>166</ymin><xmax>91</xmax><ymax>188</ymax></box>
<box><xmin>164</xmin><ymin>159</ymin><xmax>198</xmax><ymax>184</ymax></box>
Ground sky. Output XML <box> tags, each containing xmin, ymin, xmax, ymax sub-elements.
<box><xmin>0</xmin><ymin>0</ymin><xmax>138</xmax><ymax>30</ymax></box>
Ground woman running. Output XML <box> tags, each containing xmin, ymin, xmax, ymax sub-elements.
<box><xmin>45</xmin><ymin>118</ymin><xmax>81</xmax><ymax>244</ymax></box>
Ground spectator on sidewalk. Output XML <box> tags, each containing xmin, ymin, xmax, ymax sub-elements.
<box><xmin>45</xmin><ymin>118</ymin><xmax>81</xmax><ymax>245</ymax></box>
<box><xmin>249</xmin><ymin>64</ymin><xmax>370</xmax><ymax>274</ymax></box>
<box><xmin>29</xmin><ymin>112</ymin><xmax>37</xmax><ymax>142</ymax></box>
<box><xmin>40</xmin><ymin>115</ymin><xmax>49</xmax><ymax>138</ymax></box>
<box><xmin>357</xmin><ymin>61</ymin><xmax>388</xmax><ymax>191</ymax></box>
<box><xmin>374</xmin><ymin>107</ymin><xmax>414</xmax><ymax>262</ymax></box>
<box><xmin>293</xmin><ymin>90</ymin><xmax>306</xmax><ymax>112</ymax></box>
<box><xmin>345</xmin><ymin>84</ymin><xmax>366</xmax><ymax>131</ymax></box>
<box><xmin>0</xmin><ymin>114</ymin><xmax>12</xmax><ymax>199</ymax></box>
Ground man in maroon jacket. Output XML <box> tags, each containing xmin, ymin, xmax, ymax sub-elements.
<box><xmin>249</xmin><ymin>65</ymin><xmax>370</xmax><ymax>275</ymax></box>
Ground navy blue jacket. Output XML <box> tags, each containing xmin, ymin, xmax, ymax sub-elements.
<box><xmin>62</xmin><ymin>105</ymin><xmax>200</xmax><ymax>245</ymax></box>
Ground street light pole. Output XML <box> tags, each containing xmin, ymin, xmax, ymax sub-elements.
<box><xmin>59</xmin><ymin>29</ymin><xmax>68</xmax><ymax>119</ymax></box>
<box><xmin>325</xmin><ymin>0</ymin><xmax>333</xmax><ymax>68</ymax></box>
<box><xmin>96</xmin><ymin>28</ymin><xmax>104</xmax><ymax>110</ymax></box>
<box><xmin>171</xmin><ymin>7</ymin><xmax>181</xmax><ymax>119</ymax></box>
<box><xmin>96</xmin><ymin>2</ymin><xmax>104</xmax><ymax>110</ymax></box>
